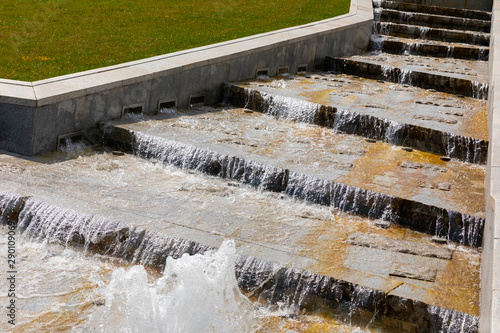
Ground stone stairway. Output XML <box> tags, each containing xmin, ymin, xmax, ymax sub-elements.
<box><xmin>329</xmin><ymin>0</ymin><xmax>490</xmax><ymax>95</ymax></box>
<box><xmin>373</xmin><ymin>0</ymin><xmax>492</xmax><ymax>53</ymax></box>
<box><xmin>84</xmin><ymin>0</ymin><xmax>492</xmax><ymax>331</ymax></box>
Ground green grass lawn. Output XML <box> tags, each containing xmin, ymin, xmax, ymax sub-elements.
<box><xmin>0</xmin><ymin>0</ymin><xmax>350</xmax><ymax>81</ymax></box>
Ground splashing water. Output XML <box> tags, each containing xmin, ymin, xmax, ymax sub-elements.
<box><xmin>90</xmin><ymin>240</ymin><xmax>256</xmax><ymax>333</ymax></box>
<box><xmin>259</xmin><ymin>92</ymin><xmax>319</xmax><ymax>124</ymax></box>
<box><xmin>60</xmin><ymin>138</ymin><xmax>88</xmax><ymax>154</ymax></box>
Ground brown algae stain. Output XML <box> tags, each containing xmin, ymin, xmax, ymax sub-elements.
<box><xmin>338</xmin><ymin>141</ymin><xmax>485</xmax><ymax>215</ymax></box>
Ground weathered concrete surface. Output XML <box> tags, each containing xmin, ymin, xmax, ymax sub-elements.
<box><xmin>0</xmin><ymin>0</ymin><xmax>373</xmax><ymax>156</ymax></box>
<box><xmin>481</xmin><ymin>0</ymin><xmax>500</xmax><ymax>331</ymax></box>
<box><xmin>0</xmin><ymin>147</ymin><xmax>481</xmax><ymax>318</ymax></box>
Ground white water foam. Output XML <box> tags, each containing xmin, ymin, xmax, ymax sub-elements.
<box><xmin>90</xmin><ymin>240</ymin><xmax>256</xmax><ymax>333</ymax></box>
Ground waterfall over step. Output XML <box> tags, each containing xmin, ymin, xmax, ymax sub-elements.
<box><xmin>0</xmin><ymin>191</ymin><xmax>481</xmax><ymax>332</ymax></box>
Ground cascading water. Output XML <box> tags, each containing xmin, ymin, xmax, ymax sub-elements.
<box><xmin>133</xmin><ymin>131</ymin><xmax>289</xmax><ymax>193</ymax></box>
<box><xmin>445</xmin><ymin>133</ymin><xmax>486</xmax><ymax>164</ymax></box>
<box><xmin>0</xmin><ymin>193</ymin><xmax>378</xmax><ymax>333</ymax></box>
<box><xmin>259</xmin><ymin>92</ymin><xmax>319</xmax><ymax>124</ymax></box>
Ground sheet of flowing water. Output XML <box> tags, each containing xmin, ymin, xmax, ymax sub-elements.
<box><xmin>0</xmin><ymin>227</ymin><xmax>370</xmax><ymax>332</ymax></box>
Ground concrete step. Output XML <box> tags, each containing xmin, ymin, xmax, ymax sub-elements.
<box><xmin>225</xmin><ymin>74</ymin><xmax>488</xmax><ymax>164</ymax></box>
<box><xmin>0</xmin><ymin>188</ymin><xmax>480</xmax><ymax>331</ymax></box>
<box><xmin>370</xmin><ymin>34</ymin><xmax>489</xmax><ymax>60</ymax></box>
<box><xmin>375</xmin><ymin>22</ymin><xmax>490</xmax><ymax>47</ymax></box>
<box><xmin>103</xmin><ymin>106</ymin><xmax>485</xmax><ymax>247</ymax></box>
<box><xmin>326</xmin><ymin>53</ymin><xmax>489</xmax><ymax>99</ymax></box>
<box><xmin>379</xmin><ymin>0</ymin><xmax>492</xmax><ymax>21</ymax></box>
<box><xmin>379</xmin><ymin>9</ymin><xmax>491</xmax><ymax>33</ymax></box>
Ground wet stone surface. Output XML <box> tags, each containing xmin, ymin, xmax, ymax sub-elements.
<box><xmin>106</xmin><ymin>107</ymin><xmax>485</xmax><ymax>217</ymax></box>
<box><xmin>390</xmin><ymin>262</ymin><xmax>438</xmax><ymax>282</ymax></box>
<box><xmin>347</xmin><ymin>232</ymin><xmax>453</xmax><ymax>259</ymax></box>
<box><xmin>0</xmin><ymin>148</ymin><xmax>481</xmax><ymax>316</ymax></box>
<box><xmin>338</xmin><ymin>53</ymin><xmax>489</xmax><ymax>83</ymax></box>
<box><xmin>228</xmin><ymin>73</ymin><xmax>488</xmax><ymax>142</ymax></box>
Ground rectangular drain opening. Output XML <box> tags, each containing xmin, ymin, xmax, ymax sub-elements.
<box><xmin>158</xmin><ymin>99</ymin><xmax>177</xmax><ymax>113</ymax></box>
<box><xmin>256</xmin><ymin>68</ymin><xmax>269</xmax><ymax>77</ymax></box>
<box><xmin>57</xmin><ymin>131</ymin><xmax>84</xmax><ymax>150</ymax></box>
<box><xmin>122</xmin><ymin>104</ymin><xmax>144</xmax><ymax>117</ymax></box>
<box><xmin>297</xmin><ymin>64</ymin><xmax>307</xmax><ymax>73</ymax></box>
<box><xmin>189</xmin><ymin>94</ymin><xmax>205</xmax><ymax>107</ymax></box>
<box><xmin>278</xmin><ymin>66</ymin><xmax>289</xmax><ymax>75</ymax></box>
<box><xmin>314</xmin><ymin>63</ymin><xmax>324</xmax><ymax>72</ymax></box>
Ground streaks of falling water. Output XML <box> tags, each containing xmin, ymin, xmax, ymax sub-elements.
<box><xmin>333</xmin><ymin>108</ymin><xmax>406</xmax><ymax>146</ymax></box>
<box><xmin>133</xmin><ymin>131</ymin><xmax>289</xmax><ymax>193</ymax></box>
<box><xmin>0</xmin><ymin>195</ymin><xmax>385</xmax><ymax>330</ymax></box>
<box><xmin>398</xmin><ymin>68</ymin><xmax>412</xmax><ymax>85</ymax></box>
<box><xmin>448</xmin><ymin>211</ymin><xmax>485</xmax><ymax>248</ymax></box>
<box><xmin>445</xmin><ymin>133</ymin><xmax>486</xmax><ymax>164</ymax></box>
<box><xmin>17</xmin><ymin>199</ymin><xmax>137</xmax><ymax>256</ymax></box>
<box><xmin>471</xmin><ymin>80</ymin><xmax>488</xmax><ymax>99</ymax></box>
<box><xmin>428</xmin><ymin>304</ymin><xmax>479</xmax><ymax>333</ymax></box>
<box><xmin>434</xmin><ymin>210</ymin><xmax>484</xmax><ymax>247</ymax></box>
<box><xmin>259</xmin><ymin>92</ymin><xmax>319</xmax><ymax>124</ymax></box>
<box><xmin>419</xmin><ymin>26</ymin><xmax>430</xmax><ymax>39</ymax></box>
<box><xmin>0</xmin><ymin>190</ymin><xmax>482</xmax><ymax>331</ymax></box>
<box><xmin>478</xmin><ymin>48</ymin><xmax>488</xmax><ymax>61</ymax></box>
<box><xmin>285</xmin><ymin>172</ymin><xmax>397</xmax><ymax>220</ymax></box>
<box><xmin>0</xmin><ymin>191</ymin><xmax>25</xmax><ymax>224</ymax></box>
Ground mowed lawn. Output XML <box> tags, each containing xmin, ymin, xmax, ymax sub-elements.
<box><xmin>0</xmin><ymin>0</ymin><xmax>351</xmax><ymax>81</ymax></box>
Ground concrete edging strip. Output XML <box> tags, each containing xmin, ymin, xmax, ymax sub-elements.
<box><xmin>482</xmin><ymin>0</ymin><xmax>500</xmax><ymax>331</ymax></box>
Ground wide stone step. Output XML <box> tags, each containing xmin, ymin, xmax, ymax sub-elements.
<box><xmin>379</xmin><ymin>0</ymin><xmax>492</xmax><ymax>21</ymax></box>
<box><xmin>326</xmin><ymin>53</ymin><xmax>489</xmax><ymax>99</ymax></box>
<box><xmin>379</xmin><ymin>9</ymin><xmax>491</xmax><ymax>33</ymax></box>
<box><xmin>371</xmin><ymin>34</ymin><xmax>489</xmax><ymax>60</ymax></box>
<box><xmin>103</xmin><ymin>106</ymin><xmax>485</xmax><ymax>248</ymax></box>
<box><xmin>225</xmin><ymin>74</ymin><xmax>488</xmax><ymax>164</ymax></box>
<box><xmin>0</xmin><ymin>190</ymin><xmax>480</xmax><ymax>332</ymax></box>
<box><xmin>375</xmin><ymin>22</ymin><xmax>490</xmax><ymax>47</ymax></box>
